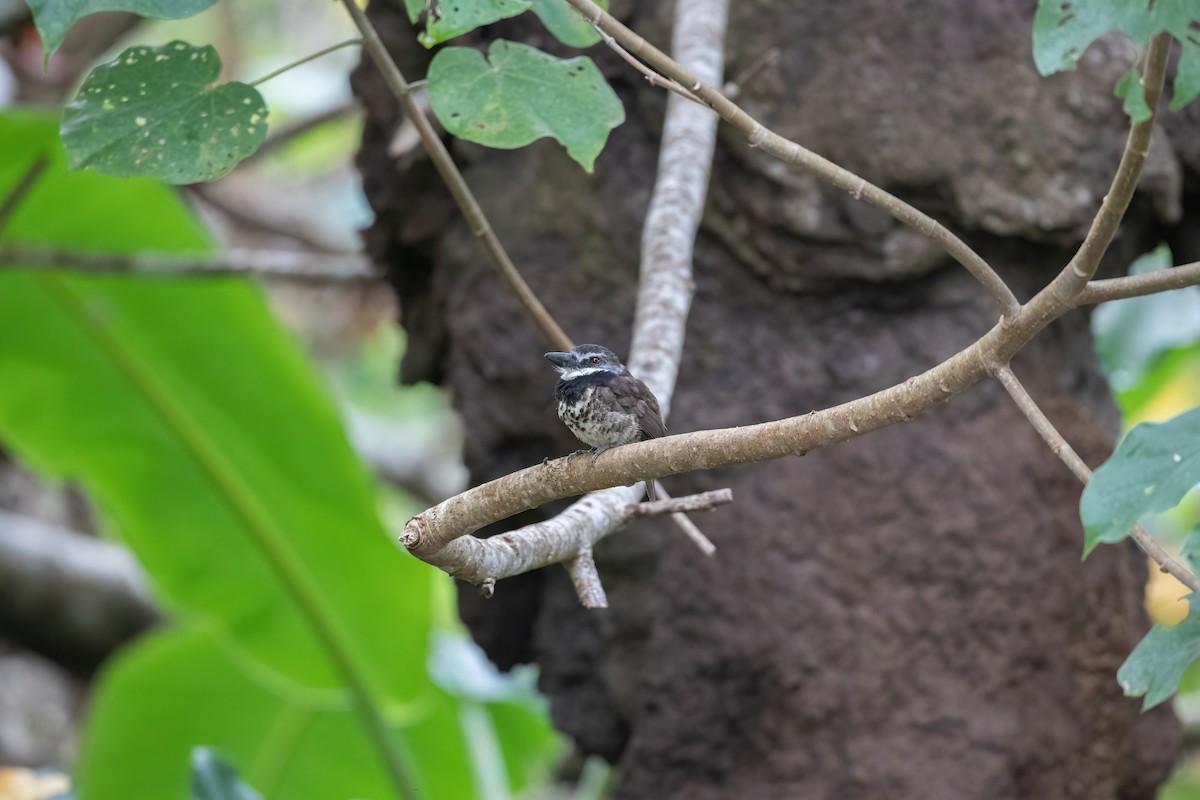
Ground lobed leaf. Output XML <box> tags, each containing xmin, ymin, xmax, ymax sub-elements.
<box><xmin>24</xmin><ymin>0</ymin><xmax>219</xmax><ymax>65</ymax></box>
<box><xmin>1080</xmin><ymin>405</ymin><xmax>1200</xmax><ymax>555</ymax></box>
<box><xmin>61</xmin><ymin>42</ymin><xmax>268</xmax><ymax>184</ymax></box>
<box><xmin>1118</xmin><ymin>596</ymin><xmax>1200</xmax><ymax>710</ymax></box>
<box><xmin>530</xmin><ymin>0</ymin><xmax>607</xmax><ymax>48</ymax></box>
<box><xmin>1032</xmin><ymin>0</ymin><xmax>1200</xmax><ymax>112</ymax></box>
<box><xmin>428</xmin><ymin>40</ymin><xmax>624</xmax><ymax>171</ymax></box>
<box><xmin>415</xmin><ymin>0</ymin><xmax>532</xmax><ymax>48</ymax></box>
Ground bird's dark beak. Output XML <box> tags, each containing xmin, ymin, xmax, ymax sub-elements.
<box><xmin>544</xmin><ymin>351</ymin><xmax>573</xmax><ymax>370</ymax></box>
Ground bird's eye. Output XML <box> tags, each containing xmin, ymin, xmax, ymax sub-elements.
<box><xmin>590</xmin><ymin>356</ymin><xmax>601</xmax><ymax>365</ymax></box>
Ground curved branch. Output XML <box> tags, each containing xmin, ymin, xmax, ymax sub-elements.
<box><xmin>564</xmin><ymin>0</ymin><xmax>1019</xmax><ymax>320</ymax></box>
<box><xmin>340</xmin><ymin>0</ymin><xmax>573</xmax><ymax>352</ymax></box>
<box><xmin>995</xmin><ymin>366</ymin><xmax>1199</xmax><ymax>592</ymax></box>
<box><xmin>1078</xmin><ymin>260</ymin><xmax>1200</xmax><ymax>305</ymax></box>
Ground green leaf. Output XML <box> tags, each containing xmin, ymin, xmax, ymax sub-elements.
<box><xmin>1091</xmin><ymin>244</ymin><xmax>1200</xmax><ymax>393</ymax></box>
<box><xmin>1114</xmin><ymin>67</ymin><xmax>1152</xmax><ymax>123</ymax></box>
<box><xmin>1080</xmin><ymin>405</ymin><xmax>1200</xmax><ymax>554</ymax></box>
<box><xmin>61</xmin><ymin>42</ymin><xmax>268</xmax><ymax>184</ymax></box>
<box><xmin>415</xmin><ymin>0</ymin><xmax>533</xmax><ymax>48</ymax></box>
<box><xmin>428</xmin><ymin>40</ymin><xmax>624</xmax><ymax>172</ymax></box>
<box><xmin>0</xmin><ymin>110</ymin><xmax>560</xmax><ymax>799</ymax></box>
<box><xmin>1032</xmin><ymin>0</ymin><xmax>1200</xmax><ymax>112</ymax></box>
<box><xmin>1184</xmin><ymin>522</ymin><xmax>1200</xmax><ymax>572</ymax></box>
<box><xmin>403</xmin><ymin>0</ymin><xmax>426</xmax><ymax>23</ymax></box>
<box><xmin>80</xmin><ymin>627</ymin><xmax>418</xmax><ymax>799</ymax></box>
<box><xmin>191</xmin><ymin>747</ymin><xmax>265</xmax><ymax>800</ymax></box>
<box><xmin>24</xmin><ymin>0</ymin><xmax>219</xmax><ymax>66</ymax></box>
<box><xmin>0</xmin><ymin>110</ymin><xmax>424</xmax><ymax>701</ymax></box>
<box><xmin>1118</xmin><ymin>595</ymin><xmax>1200</xmax><ymax>710</ymax></box>
<box><xmin>530</xmin><ymin>0</ymin><xmax>607</xmax><ymax>48</ymax></box>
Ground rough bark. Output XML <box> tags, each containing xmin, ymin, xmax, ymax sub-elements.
<box><xmin>352</xmin><ymin>1</ymin><xmax>1188</xmax><ymax>797</ymax></box>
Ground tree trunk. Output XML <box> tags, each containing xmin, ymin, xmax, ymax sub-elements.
<box><xmin>352</xmin><ymin>1</ymin><xmax>1188</xmax><ymax>797</ymax></box>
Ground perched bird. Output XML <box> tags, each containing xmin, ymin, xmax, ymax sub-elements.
<box><xmin>545</xmin><ymin>344</ymin><xmax>665</xmax><ymax>500</ymax></box>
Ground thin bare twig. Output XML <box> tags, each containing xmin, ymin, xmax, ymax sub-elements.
<box><xmin>566</xmin><ymin>0</ymin><xmax>1020</xmax><ymax>320</ymax></box>
<box><xmin>0</xmin><ymin>154</ymin><xmax>48</xmax><ymax>236</ymax></box>
<box><xmin>1078</xmin><ymin>260</ymin><xmax>1200</xmax><ymax>305</ymax></box>
<box><xmin>0</xmin><ymin>245</ymin><xmax>380</xmax><ymax>282</ymax></box>
<box><xmin>666</xmin><ymin>509</ymin><xmax>717</xmax><ymax>556</ymax></box>
<box><xmin>626</xmin><ymin>488</ymin><xmax>732</xmax><ymax>517</ymax></box>
<box><xmin>597</xmin><ymin>29</ymin><xmax>704</xmax><ymax>104</ymax></box>
<box><xmin>652</xmin><ymin>481</ymin><xmax>718</xmax><ymax>555</ymax></box>
<box><xmin>565</xmin><ymin>550</ymin><xmax>608</xmax><ymax>609</ymax></box>
<box><xmin>1056</xmin><ymin>34</ymin><xmax>1172</xmax><ymax>298</ymax></box>
<box><xmin>339</xmin><ymin>0</ymin><xmax>573</xmax><ymax>353</ymax></box>
<box><xmin>994</xmin><ymin>366</ymin><xmax>1199</xmax><ymax>593</ymax></box>
<box><xmin>994</xmin><ymin>367</ymin><xmax>1090</xmax><ymax>482</ymax></box>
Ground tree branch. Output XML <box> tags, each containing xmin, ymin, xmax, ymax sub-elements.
<box><xmin>339</xmin><ymin>0</ymin><xmax>573</xmax><ymax>353</ymax></box>
<box><xmin>625</xmin><ymin>488</ymin><xmax>732</xmax><ymax>518</ymax></box>
<box><xmin>994</xmin><ymin>366</ymin><xmax>1199</xmax><ymax>593</ymax></box>
<box><xmin>0</xmin><ymin>154</ymin><xmax>48</xmax><ymax>236</ymax></box>
<box><xmin>1042</xmin><ymin>33</ymin><xmax>1173</xmax><ymax>304</ymax></box>
<box><xmin>409</xmin><ymin>0</ymin><xmax>731</xmax><ymax>603</ymax></box>
<box><xmin>0</xmin><ymin>245</ymin><xmax>380</xmax><ymax>282</ymax></box>
<box><xmin>566</xmin><ymin>0</ymin><xmax>1020</xmax><ymax>320</ymax></box>
<box><xmin>1077</xmin><ymin>260</ymin><xmax>1200</xmax><ymax>305</ymax></box>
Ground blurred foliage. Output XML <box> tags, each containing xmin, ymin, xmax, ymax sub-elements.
<box><xmin>1090</xmin><ymin>244</ymin><xmax>1200</xmax><ymax>795</ymax></box>
<box><xmin>0</xmin><ymin>111</ymin><xmax>561</xmax><ymax>798</ymax></box>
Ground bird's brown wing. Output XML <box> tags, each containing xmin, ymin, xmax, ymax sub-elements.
<box><xmin>607</xmin><ymin>374</ymin><xmax>667</xmax><ymax>440</ymax></box>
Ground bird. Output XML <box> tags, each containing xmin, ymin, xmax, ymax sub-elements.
<box><xmin>544</xmin><ymin>344</ymin><xmax>666</xmax><ymax>501</ymax></box>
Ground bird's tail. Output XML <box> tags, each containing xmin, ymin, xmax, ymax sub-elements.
<box><xmin>644</xmin><ymin>479</ymin><xmax>657</xmax><ymax>502</ymax></box>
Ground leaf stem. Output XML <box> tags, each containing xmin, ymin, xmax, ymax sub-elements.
<box><xmin>0</xmin><ymin>154</ymin><xmax>49</xmax><ymax>239</ymax></box>
<box><xmin>337</xmin><ymin>0</ymin><xmax>574</xmax><ymax>353</ymax></box>
<box><xmin>249</xmin><ymin>38</ymin><xmax>364</xmax><ymax>87</ymax></box>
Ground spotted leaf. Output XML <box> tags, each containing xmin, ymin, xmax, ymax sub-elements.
<box><xmin>61</xmin><ymin>41</ymin><xmax>268</xmax><ymax>184</ymax></box>
<box><xmin>1080</xmin><ymin>405</ymin><xmax>1200</xmax><ymax>555</ymax></box>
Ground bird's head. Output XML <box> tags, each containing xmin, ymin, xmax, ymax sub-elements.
<box><xmin>544</xmin><ymin>344</ymin><xmax>625</xmax><ymax>380</ymax></box>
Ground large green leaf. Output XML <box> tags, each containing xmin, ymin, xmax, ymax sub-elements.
<box><xmin>530</xmin><ymin>0</ymin><xmax>607</xmax><ymax>48</ymax></box>
<box><xmin>1032</xmin><ymin>0</ymin><xmax>1200</xmax><ymax>111</ymax></box>
<box><xmin>428</xmin><ymin>40</ymin><xmax>624</xmax><ymax>172</ymax></box>
<box><xmin>0</xmin><ymin>111</ymin><xmax>559</xmax><ymax>797</ymax></box>
<box><xmin>1118</xmin><ymin>596</ymin><xmax>1200</xmax><ymax>710</ymax></box>
<box><xmin>61</xmin><ymin>42</ymin><xmax>268</xmax><ymax>184</ymax></box>
<box><xmin>23</xmin><ymin>0</ymin><xmax>219</xmax><ymax>65</ymax></box>
<box><xmin>1080</xmin><ymin>405</ymin><xmax>1200</xmax><ymax>554</ymax></box>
